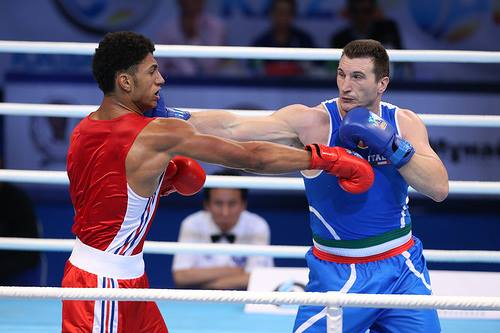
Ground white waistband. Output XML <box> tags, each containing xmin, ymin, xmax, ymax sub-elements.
<box><xmin>69</xmin><ymin>238</ymin><xmax>145</xmax><ymax>279</ymax></box>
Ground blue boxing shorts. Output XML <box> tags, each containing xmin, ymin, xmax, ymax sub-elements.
<box><xmin>293</xmin><ymin>237</ymin><xmax>440</xmax><ymax>333</ymax></box>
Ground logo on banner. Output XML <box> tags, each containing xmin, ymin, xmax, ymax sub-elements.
<box><xmin>409</xmin><ymin>0</ymin><xmax>490</xmax><ymax>43</ymax></box>
<box><xmin>55</xmin><ymin>0</ymin><xmax>157</xmax><ymax>33</ymax></box>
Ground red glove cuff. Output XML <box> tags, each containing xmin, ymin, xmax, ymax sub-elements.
<box><xmin>305</xmin><ymin>144</ymin><xmax>340</xmax><ymax>170</ymax></box>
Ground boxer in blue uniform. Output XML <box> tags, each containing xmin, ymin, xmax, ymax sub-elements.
<box><xmin>294</xmin><ymin>101</ymin><xmax>440</xmax><ymax>333</ymax></box>
<box><xmin>156</xmin><ymin>39</ymin><xmax>449</xmax><ymax>332</ymax></box>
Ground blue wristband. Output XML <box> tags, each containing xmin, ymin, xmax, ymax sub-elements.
<box><xmin>386</xmin><ymin>135</ymin><xmax>415</xmax><ymax>168</ymax></box>
<box><xmin>166</xmin><ymin>107</ymin><xmax>191</xmax><ymax>120</ymax></box>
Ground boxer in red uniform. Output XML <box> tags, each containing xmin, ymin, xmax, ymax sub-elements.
<box><xmin>62</xmin><ymin>31</ymin><xmax>374</xmax><ymax>332</ymax></box>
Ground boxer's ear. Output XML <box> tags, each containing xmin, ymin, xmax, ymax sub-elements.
<box><xmin>117</xmin><ymin>73</ymin><xmax>133</xmax><ymax>93</ymax></box>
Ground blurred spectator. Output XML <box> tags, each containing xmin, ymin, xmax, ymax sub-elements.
<box><xmin>330</xmin><ymin>0</ymin><xmax>413</xmax><ymax>79</ymax></box>
<box><xmin>29</xmin><ymin>99</ymin><xmax>78</xmax><ymax>171</ymax></box>
<box><xmin>251</xmin><ymin>0</ymin><xmax>316</xmax><ymax>76</ymax></box>
<box><xmin>156</xmin><ymin>0</ymin><xmax>226</xmax><ymax>76</ymax></box>
<box><xmin>0</xmin><ymin>158</ymin><xmax>43</xmax><ymax>286</ymax></box>
<box><xmin>172</xmin><ymin>170</ymin><xmax>273</xmax><ymax>290</ymax></box>
<box><xmin>331</xmin><ymin>0</ymin><xmax>402</xmax><ymax>49</ymax></box>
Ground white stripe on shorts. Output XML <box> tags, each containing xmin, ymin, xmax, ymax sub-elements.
<box><xmin>294</xmin><ymin>264</ymin><xmax>357</xmax><ymax>333</ymax></box>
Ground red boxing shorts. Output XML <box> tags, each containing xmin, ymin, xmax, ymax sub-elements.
<box><xmin>61</xmin><ymin>261</ymin><xmax>168</xmax><ymax>333</ymax></box>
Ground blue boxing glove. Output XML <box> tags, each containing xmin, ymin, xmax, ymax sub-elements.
<box><xmin>339</xmin><ymin>107</ymin><xmax>415</xmax><ymax>168</ymax></box>
<box><xmin>144</xmin><ymin>93</ymin><xmax>191</xmax><ymax>120</ymax></box>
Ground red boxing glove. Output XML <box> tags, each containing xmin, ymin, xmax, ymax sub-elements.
<box><xmin>160</xmin><ymin>156</ymin><xmax>206</xmax><ymax>196</ymax></box>
<box><xmin>305</xmin><ymin>144</ymin><xmax>374</xmax><ymax>194</ymax></box>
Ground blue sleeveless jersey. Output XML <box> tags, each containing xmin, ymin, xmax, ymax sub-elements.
<box><xmin>303</xmin><ymin>98</ymin><xmax>411</xmax><ymax>241</ymax></box>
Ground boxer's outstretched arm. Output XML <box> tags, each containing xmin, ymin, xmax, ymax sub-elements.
<box><xmin>151</xmin><ymin>118</ymin><xmax>312</xmax><ymax>174</ymax></box>
<box><xmin>130</xmin><ymin>118</ymin><xmax>372</xmax><ymax>196</ymax></box>
<box><xmin>189</xmin><ymin>104</ymin><xmax>314</xmax><ymax>147</ymax></box>
<box><xmin>155</xmin><ymin>120</ymin><xmax>373</xmax><ymax>193</ymax></box>
<box><xmin>397</xmin><ymin>109</ymin><xmax>449</xmax><ymax>202</ymax></box>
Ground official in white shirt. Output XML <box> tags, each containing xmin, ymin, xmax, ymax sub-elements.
<box><xmin>172</xmin><ymin>172</ymin><xmax>273</xmax><ymax>290</ymax></box>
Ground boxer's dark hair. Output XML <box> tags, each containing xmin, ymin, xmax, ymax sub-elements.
<box><xmin>342</xmin><ymin>39</ymin><xmax>390</xmax><ymax>81</ymax></box>
<box><xmin>92</xmin><ymin>31</ymin><xmax>155</xmax><ymax>94</ymax></box>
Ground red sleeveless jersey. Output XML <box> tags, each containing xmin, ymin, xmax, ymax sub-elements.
<box><xmin>67</xmin><ymin>112</ymin><xmax>160</xmax><ymax>255</ymax></box>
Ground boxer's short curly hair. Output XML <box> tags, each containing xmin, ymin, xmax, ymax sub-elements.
<box><xmin>92</xmin><ymin>31</ymin><xmax>155</xmax><ymax>94</ymax></box>
<box><xmin>342</xmin><ymin>39</ymin><xmax>390</xmax><ymax>81</ymax></box>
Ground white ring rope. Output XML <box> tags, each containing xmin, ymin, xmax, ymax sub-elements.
<box><xmin>1</xmin><ymin>41</ymin><xmax>500</xmax><ymax>63</ymax></box>
<box><xmin>1</xmin><ymin>237</ymin><xmax>499</xmax><ymax>264</ymax></box>
<box><xmin>1</xmin><ymin>287</ymin><xmax>500</xmax><ymax>311</ymax></box>
<box><xmin>1</xmin><ymin>103</ymin><xmax>500</xmax><ymax>127</ymax></box>
<box><xmin>0</xmin><ymin>170</ymin><xmax>498</xmax><ymax>195</ymax></box>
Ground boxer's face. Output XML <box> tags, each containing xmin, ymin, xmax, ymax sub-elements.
<box><xmin>129</xmin><ymin>53</ymin><xmax>165</xmax><ymax>111</ymax></box>
<box><xmin>337</xmin><ymin>56</ymin><xmax>387</xmax><ymax>112</ymax></box>
<box><xmin>204</xmin><ymin>189</ymin><xmax>246</xmax><ymax>233</ymax></box>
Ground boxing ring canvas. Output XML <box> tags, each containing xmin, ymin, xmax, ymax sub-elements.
<box><xmin>1</xmin><ymin>299</ymin><xmax>499</xmax><ymax>333</ymax></box>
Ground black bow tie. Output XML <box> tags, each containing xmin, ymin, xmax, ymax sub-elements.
<box><xmin>211</xmin><ymin>233</ymin><xmax>236</xmax><ymax>243</ymax></box>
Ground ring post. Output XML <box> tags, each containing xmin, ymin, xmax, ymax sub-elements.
<box><xmin>326</xmin><ymin>291</ymin><xmax>343</xmax><ymax>333</ymax></box>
